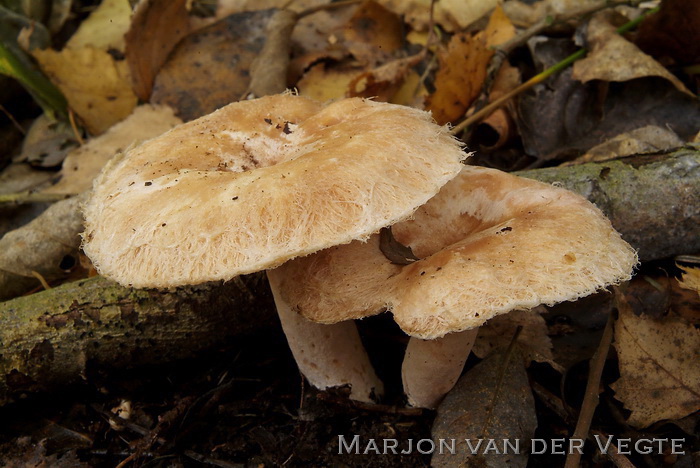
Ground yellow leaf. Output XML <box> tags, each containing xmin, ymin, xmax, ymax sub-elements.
<box><xmin>33</xmin><ymin>47</ymin><xmax>137</xmax><ymax>135</ymax></box>
<box><xmin>66</xmin><ymin>0</ymin><xmax>132</xmax><ymax>51</ymax></box>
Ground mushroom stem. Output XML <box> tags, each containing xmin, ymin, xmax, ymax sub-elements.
<box><xmin>401</xmin><ymin>328</ymin><xmax>479</xmax><ymax>408</ymax></box>
<box><xmin>267</xmin><ymin>270</ymin><xmax>384</xmax><ymax>403</ymax></box>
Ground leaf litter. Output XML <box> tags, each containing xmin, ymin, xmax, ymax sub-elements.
<box><xmin>0</xmin><ymin>0</ymin><xmax>699</xmax><ymax>466</ymax></box>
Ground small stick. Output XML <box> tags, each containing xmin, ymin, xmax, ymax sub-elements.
<box><xmin>563</xmin><ymin>308</ymin><xmax>615</xmax><ymax>468</ymax></box>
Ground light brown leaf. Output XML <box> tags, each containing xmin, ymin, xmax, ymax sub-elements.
<box><xmin>611</xmin><ymin>299</ymin><xmax>700</xmax><ymax>427</ymax></box>
<box><xmin>677</xmin><ymin>266</ymin><xmax>700</xmax><ymax>294</ymax></box>
<box><xmin>32</xmin><ymin>47</ymin><xmax>137</xmax><ymax>135</ymax></box>
<box><xmin>296</xmin><ymin>63</ymin><xmax>360</xmax><ymax>101</ymax></box>
<box><xmin>43</xmin><ymin>105</ymin><xmax>181</xmax><ymax>195</ymax></box>
<box><xmin>572</xmin><ymin>11</ymin><xmax>693</xmax><ymax>96</ymax></box>
<box><xmin>65</xmin><ymin>0</ymin><xmax>132</xmax><ymax>52</ymax></box>
<box><xmin>377</xmin><ymin>0</ymin><xmax>500</xmax><ymax>32</ymax></box>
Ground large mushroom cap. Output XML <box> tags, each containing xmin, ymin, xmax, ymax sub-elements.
<box><xmin>274</xmin><ymin>166</ymin><xmax>638</xmax><ymax>339</ymax></box>
<box><xmin>82</xmin><ymin>94</ymin><xmax>465</xmax><ymax>287</ymax></box>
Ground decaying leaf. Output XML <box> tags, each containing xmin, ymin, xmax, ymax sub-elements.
<box><xmin>611</xmin><ymin>298</ymin><xmax>700</xmax><ymax>428</ymax></box>
<box><xmin>0</xmin><ymin>193</ymin><xmax>88</xmax><ymax>299</ymax></box>
<box><xmin>43</xmin><ymin>105</ymin><xmax>181</xmax><ymax>195</ymax></box>
<box><xmin>677</xmin><ymin>266</ymin><xmax>700</xmax><ymax>294</ymax></box>
<box><xmin>150</xmin><ymin>9</ymin><xmax>273</xmax><ymax>120</ymax></box>
<box><xmin>426</xmin><ymin>6</ymin><xmax>515</xmax><ymax>125</ymax></box>
<box><xmin>32</xmin><ymin>47</ymin><xmax>137</xmax><ymax>135</ymax></box>
<box><xmin>573</xmin><ymin>11</ymin><xmax>693</xmax><ymax>96</ymax></box>
<box><xmin>377</xmin><ymin>0</ymin><xmax>500</xmax><ymax>32</ymax></box>
<box><xmin>125</xmin><ymin>0</ymin><xmax>191</xmax><ymax>101</ymax></box>
<box><xmin>569</xmin><ymin>125</ymin><xmax>685</xmax><ymax>165</ymax></box>
<box><xmin>18</xmin><ymin>114</ymin><xmax>77</xmax><ymax>167</ymax></box>
<box><xmin>635</xmin><ymin>0</ymin><xmax>700</xmax><ymax>66</ymax></box>
<box><xmin>65</xmin><ymin>0</ymin><xmax>131</xmax><ymax>51</ymax></box>
<box><xmin>517</xmin><ymin>38</ymin><xmax>700</xmax><ymax>161</ymax></box>
<box><xmin>348</xmin><ymin>54</ymin><xmax>422</xmax><ymax>101</ymax></box>
<box><xmin>473</xmin><ymin>308</ymin><xmax>555</xmax><ymax>365</ymax></box>
<box><xmin>296</xmin><ymin>63</ymin><xmax>360</xmax><ymax>101</ymax></box>
<box><xmin>248</xmin><ymin>9</ymin><xmax>297</xmax><ymax>98</ymax></box>
<box><xmin>478</xmin><ymin>62</ymin><xmax>521</xmax><ymax>150</ymax></box>
<box><xmin>432</xmin><ymin>348</ymin><xmax>537</xmax><ymax>467</ymax></box>
<box><xmin>343</xmin><ymin>0</ymin><xmax>403</xmax><ymax>66</ymax></box>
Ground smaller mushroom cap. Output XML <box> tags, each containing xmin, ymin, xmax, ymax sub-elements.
<box><xmin>82</xmin><ymin>94</ymin><xmax>465</xmax><ymax>288</ymax></box>
<box><xmin>274</xmin><ymin>166</ymin><xmax>638</xmax><ymax>339</ymax></box>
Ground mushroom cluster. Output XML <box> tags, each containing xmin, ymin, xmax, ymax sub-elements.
<box><xmin>271</xmin><ymin>165</ymin><xmax>638</xmax><ymax>407</ymax></box>
<box><xmin>83</xmin><ymin>93</ymin><xmax>636</xmax><ymax>408</ymax></box>
<box><xmin>82</xmin><ymin>93</ymin><xmax>465</xmax><ymax>401</ymax></box>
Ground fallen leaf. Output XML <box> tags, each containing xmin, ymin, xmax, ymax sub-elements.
<box><xmin>432</xmin><ymin>348</ymin><xmax>537</xmax><ymax>467</ymax></box>
<box><xmin>18</xmin><ymin>114</ymin><xmax>77</xmax><ymax>167</ymax></box>
<box><xmin>343</xmin><ymin>0</ymin><xmax>403</xmax><ymax>66</ymax></box>
<box><xmin>348</xmin><ymin>54</ymin><xmax>422</xmax><ymax>101</ymax></box>
<box><xmin>150</xmin><ymin>9</ymin><xmax>273</xmax><ymax>120</ymax></box>
<box><xmin>248</xmin><ymin>9</ymin><xmax>297</xmax><ymax>98</ymax></box>
<box><xmin>677</xmin><ymin>266</ymin><xmax>700</xmax><ymax>294</ymax></box>
<box><xmin>568</xmin><ymin>125</ymin><xmax>684</xmax><ymax>165</ymax></box>
<box><xmin>65</xmin><ymin>0</ymin><xmax>132</xmax><ymax>51</ymax></box>
<box><xmin>517</xmin><ymin>37</ymin><xmax>700</xmax><ymax>161</ymax></box>
<box><xmin>572</xmin><ymin>11</ymin><xmax>693</xmax><ymax>96</ymax></box>
<box><xmin>43</xmin><ymin>105</ymin><xmax>181</xmax><ymax>195</ymax></box>
<box><xmin>427</xmin><ymin>6</ymin><xmax>515</xmax><ymax>125</ymax></box>
<box><xmin>296</xmin><ymin>62</ymin><xmax>360</xmax><ymax>101</ymax></box>
<box><xmin>635</xmin><ymin>0</ymin><xmax>700</xmax><ymax>66</ymax></box>
<box><xmin>473</xmin><ymin>308</ymin><xmax>555</xmax><ymax>365</ymax></box>
<box><xmin>0</xmin><ymin>193</ymin><xmax>88</xmax><ymax>299</ymax></box>
<box><xmin>125</xmin><ymin>0</ymin><xmax>191</xmax><ymax>101</ymax></box>
<box><xmin>611</xmin><ymin>297</ymin><xmax>700</xmax><ymax>428</ymax></box>
<box><xmin>477</xmin><ymin>62</ymin><xmax>521</xmax><ymax>150</ymax></box>
<box><xmin>389</xmin><ymin>69</ymin><xmax>428</xmax><ymax>107</ymax></box>
<box><xmin>32</xmin><ymin>47</ymin><xmax>137</xmax><ymax>134</ymax></box>
<box><xmin>377</xmin><ymin>0</ymin><xmax>500</xmax><ymax>32</ymax></box>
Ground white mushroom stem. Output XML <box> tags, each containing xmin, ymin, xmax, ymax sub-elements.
<box><xmin>267</xmin><ymin>270</ymin><xmax>384</xmax><ymax>403</ymax></box>
<box><xmin>401</xmin><ymin>328</ymin><xmax>479</xmax><ymax>408</ymax></box>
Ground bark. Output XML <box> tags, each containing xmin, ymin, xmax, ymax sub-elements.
<box><xmin>517</xmin><ymin>150</ymin><xmax>700</xmax><ymax>261</ymax></box>
<box><xmin>0</xmin><ymin>274</ymin><xmax>274</xmax><ymax>405</ymax></box>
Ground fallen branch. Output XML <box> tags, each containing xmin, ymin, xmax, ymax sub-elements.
<box><xmin>0</xmin><ymin>274</ymin><xmax>274</xmax><ymax>405</ymax></box>
<box><xmin>517</xmin><ymin>150</ymin><xmax>700</xmax><ymax>261</ymax></box>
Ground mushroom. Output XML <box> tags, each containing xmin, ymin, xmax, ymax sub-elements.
<box><xmin>82</xmin><ymin>93</ymin><xmax>466</xmax><ymax>402</ymax></box>
<box><xmin>271</xmin><ymin>165</ymin><xmax>638</xmax><ymax>408</ymax></box>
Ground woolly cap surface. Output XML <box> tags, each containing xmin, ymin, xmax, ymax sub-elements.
<box><xmin>274</xmin><ymin>166</ymin><xmax>638</xmax><ymax>339</ymax></box>
<box><xmin>82</xmin><ymin>94</ymin><xmax>465</xmax><ymax>287</ymax></box>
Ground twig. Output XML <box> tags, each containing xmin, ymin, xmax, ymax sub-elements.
<box><xmin>563</xmin><ymin>308</ymin><xmax>615</xmax><ymax>468</ymax></box>
<box><xmin>450</xmin><ymin>2</ymin><xmax>658</xmax><ymax>135</ymax></box>
<box><xmin>297</xmin><ymin>0</ymin><xmax>361</xmax><ymax>18</ymax></box>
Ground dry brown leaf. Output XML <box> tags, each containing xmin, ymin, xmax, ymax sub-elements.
<box><xmin>343</xmin><ymin>0</ymin><xmax>403</xmax><ymax>66</ymax></box>
<box><xmin>567</xmin><ymin>125</ymin><xmax>684</xmax><ymax>165</ymax></box>
<box><xmin>348</xmin><ymin>54</ymin><xmax>422</xmax><ymax>101</ymax></box>
<box><xmin>125</xmin><ymin>0</ymin><xmax>191</xmax><ymax>101</ymax></box>
<box><xmin>473</xmin><ymin>308</ymin><xmax>555</xmax><ymax>366</ymax></box>
<box><xmin>479</xmin><ymin>62</ymin><xmax>521</xmax><ymax>149</ymax></box>
<box><xmin>677</xmin><ymin>266</ymin><xmax>700</xmax><ymax>294</ymax></box>
<box><xmin>573</xmin><ymin>11</ymin><xmax>693</xmax><ymax>96</ymax></box>
<box><xmin>150</xmin><ymin>9</ymin><xmax>273</xmax><ymax>120</ymax></box>
<box><xmin>65</xmin><ymin>0</ymin><xmax>132</xmax><ymax>51</ymax></box>
<box><xmin>377</xmin><ymin>0</ymin><xmax>500</xmax><ymax>32</ymax></box>
<box><xmin>296</xmin><ymin>63</ymin><xmax>360</xmax><ymax>101</ymax></box>
<box><xmin>390</xmin><ymin>70</ymin><xmax>428</xmax><ymax>107</ymax></box>
<box><xmin>43</xmin><ymin>105</ymin><xmax>181</xmax><ymax>195</ymax></box>
<box><xmin>248</xmin><ymin>9</ymin><xmax>297</xmax><ymax>98</ymax></box>
<box><xmin>611</xmin><ymin>298</ymin><xmax>700</xmax><ymax>428</ymax></box>
<box><xmin>427</xmin><ymin>6</ymin><xmax>515</xmax><ymax>125</ymax></box>
<box><xmin>635</xmin><ymin>0</ymin><xmax>700</xmax><ymax>66</ymax></box>
<box><xmin>32</xmin><ymin>47</ymin><xmax>137</xmax><ymax>135</ymax></box>
<box><xmin>432</xmin><ymin>348</ymin><xmax>537</xmax><ymax>467</ymax></box>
